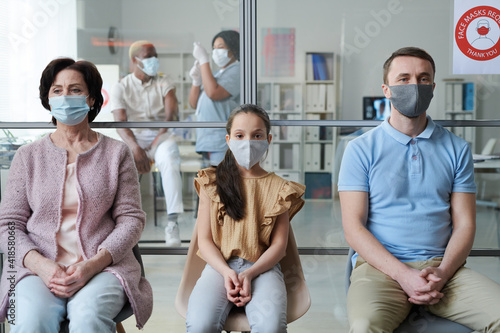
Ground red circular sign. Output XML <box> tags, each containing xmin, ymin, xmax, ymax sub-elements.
<box><xmin>455</xmin><ymin>6</ymin><xmax>500</xmax><ymax>61</ymax></box>
<box><xmin>101</xmin><ymin>88</ymin><xmax>109</xmax><ymax>108</ymax></box>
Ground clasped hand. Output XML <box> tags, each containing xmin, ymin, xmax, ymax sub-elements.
<box><xmin>224</xmin><ymin>269</ymin><xmax>253</xmax><ymax>307</ymax></box>
<box><xmin>39</xmin><ymin>260</ymin><xmax>96</xmax><ymax>298</ymax></box>
<box><xmin>398</xmin><ymin>266</ymin><xmax>447</xmax><ymax>305</ymax></box>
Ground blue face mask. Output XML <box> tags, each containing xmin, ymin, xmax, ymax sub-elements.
<box><xmin>136</xmin><ymin>56</ymin><xmax>160</xmax><ymax>76</ymax></box>
<box><xmin>49</xmin><ymin>95</ymin><xmax>90</xmax><ymax>126</ymax></box>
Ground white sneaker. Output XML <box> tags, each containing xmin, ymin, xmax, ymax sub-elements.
<box><xmin>165</xmin><ymin>221</ymin><xmax>181</xmax><ymax>247</ymax></box>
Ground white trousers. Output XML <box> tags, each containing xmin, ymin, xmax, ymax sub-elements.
<box><xmin>137</xmin><ymin>131</ymin><xmax>184</xmax><ymax>215</ymax></box>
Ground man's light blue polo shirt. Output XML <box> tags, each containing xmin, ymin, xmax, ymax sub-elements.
<box><xmin>338</xmin><ymin>116</ymin><xmax>476</xmax><ymax>264</ymax></box>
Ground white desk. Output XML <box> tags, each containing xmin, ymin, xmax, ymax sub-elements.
<box><xmin>474</xmin><ymin>159</ymin><xmax>500</xmax><ymax>171</ymax></box>
<box><xmin>474</xmin><ymin>159</ymin><xmax>500</xmax><ymax>208</ymax></box>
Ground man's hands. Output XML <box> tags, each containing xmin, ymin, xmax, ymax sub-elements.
<box><xmin>396</xmin><ymin>265</ymin><xmax>447</xmax><ymax>305</ymax></box>
<box><xmin>132</xmin><ymin>145</ymin><xmax>152</xmax><ymax>174</ymax></box>
<box><xmin>223</xmin><ymin>269</ymin><xmax>254</xmax><ymax>307</ymax></box>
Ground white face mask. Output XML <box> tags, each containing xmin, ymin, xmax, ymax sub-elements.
<box><xmin>212</xmin><ymin>48</ymin><xmax>232</xmax><ymax>68</ymax></box>
<box><xmin>135</xmin><ymin>56</ymin><xmax>160</xmax><ymax>76</ymax></box>
<box><xmin>228</xmin><ymin>139</ymin><xmax>269</xmax><ymax>170</ymax></box>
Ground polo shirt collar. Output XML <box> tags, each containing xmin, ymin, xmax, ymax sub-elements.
<box><xmin>382</xmin><ymin>115</ymin><xmax>436</xmax><ymax>145</ymax></box>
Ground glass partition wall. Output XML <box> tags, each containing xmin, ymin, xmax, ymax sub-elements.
<box><xmin>1</xmin><ymin>0</ymin><xmax>499</xmax><ymax>253</ymax></box>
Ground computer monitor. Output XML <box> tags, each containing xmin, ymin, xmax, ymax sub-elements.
<box><xmin>363</xmin><ymin>96</ymin><xmax>391</xmax><ymax>120</ymax></box>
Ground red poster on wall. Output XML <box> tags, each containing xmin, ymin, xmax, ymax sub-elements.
<box><xmin>453</xmin><ymin>0</ymin><xmax>500</xmax><ymax>74</ymax></box>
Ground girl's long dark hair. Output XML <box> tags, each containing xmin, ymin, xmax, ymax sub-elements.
<box><xmin>216</xmin><ymin>104</ymin><xmax>271</xmax><ymax>221</ymax></box>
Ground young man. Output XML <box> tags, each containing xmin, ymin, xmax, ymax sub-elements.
<box><xmin>339</xmin><ymin>47</ymin><xmax>500</xmax><ymax>332</ymax></box>
<box><xmin>111</xmin><ymin>40</ymin><xmax>184</xmax><ymax>247</ymax></box>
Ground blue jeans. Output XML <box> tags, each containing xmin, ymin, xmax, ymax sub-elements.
<box><xmin>10</xmin><ymin>272</ymin><xmax>126</xmax><ymax>333</ymax></box>
<box><xmin>186</xmin><ymin>257</ymin><xmax>287</xmax><ymax>333</ymax></box>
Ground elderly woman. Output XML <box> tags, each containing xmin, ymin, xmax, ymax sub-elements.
<box><xmin>0</xmin><ymin>58</ymin><xmax>152</xmax><ymax>332</ymax></box>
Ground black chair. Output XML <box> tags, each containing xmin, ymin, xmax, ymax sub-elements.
<box><xmin>59</xmin><ymin>244</ymin><xmax>144</xmax><ymax>333</ymax></box>
<box><xmin>345</xmin><ymin>248</ymin><xmax>473</xmax><ymax>333</ymax></box>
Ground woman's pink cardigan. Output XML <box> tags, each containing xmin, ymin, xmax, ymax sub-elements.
<box><xmin>0</xmin><ymin>134</ymin><xmax>152</xmax><ymax>329</ymax></box>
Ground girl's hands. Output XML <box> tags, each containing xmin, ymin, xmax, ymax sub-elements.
<box><xmin>224</xmin><ymin>269</ymin><xmax>242</xmax><ymax>304</ymax></box>
<box><xmin>235</xmin><ymin>271</ymin><xmax>253</xmax><ymax>307</ymax></box>
<box><xmin>224</xmin><ymin>269</ymin><xmax>254</xmax><ymax>307</ymax></box>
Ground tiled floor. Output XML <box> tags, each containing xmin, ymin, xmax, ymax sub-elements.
<box><xmin>117</xmin><ymin>183</ymin><xmax>500</xmax><ymax>333</ymax></box>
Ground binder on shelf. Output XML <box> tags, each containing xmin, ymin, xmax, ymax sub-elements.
<box><xmin>280</xmin><ymin>143</ymin><xmax>294</xmax><ymax>169</ymax></box>
<box><xmin>273</xmin><ymin>84</ymin><xmax>281</xmax><ymax>111</ymax></box>
<box><xmin>307</xmin><ymin>84</ymin><xmax>322</xmax><ymax>111</ymax></box>
<box><xmin>305</xmin><ymin>84</ymin><xmax>314</xmax><ymax>110</ymax></box>
<box><xmin>306</xmin><ymin>54</ymin><xmax>314</xmax><ymax>81</ymax></box>
<box><xmin>326</xmin><ymin>84</ymin><xmax>335</xmax><ymax>110</ymax></box>
<box><xmin>312</xmin><ymin>54</ymin><xmax>320</xmax><ymax>80</ymax></box>
<box><xmin>453</xmin><ymin>83</ymin><xmax>463</xmax><ymax>111</ymax></box>
<box><xmin>276</xmin><ymin>171</ymin><xmax>300</xmax><ymax>183</ymax></box>
<box><xmin>292</xmin><ymin>143</ymin><xmax>300</xmax><ymax>170</ymax></box>
<box><xmin>318</xmin><ymin>84</ymin><xmax>326</xmax><ymax>111</ymax></box>
<box><xmin>463</xmin><ymin>83</ymin><xmax>474</xmax><ymax>111</ymax></box>
<box><xmin>305</xmin><ymin>144</ymin><xmax>321</xmax><ymax>171</ymax></box>
<box><xmin>282</xmin><ymin>85</ymin><xmax>295</xmax><ymax>111</ymax></box>
<box><xmin>262</xmin><ymin>146</ymin><xmax>273</xmax><ymax>170</ymax></box>
<box><xmin>258</xmin><ymin>84</ymin><xmax>271</xmax><ymax>110</ymax></box>
<box><xmin>294</xmin><ymin>84</ymin><xmax>302</xmax><ymax>111</ymax></box>
<box><xmin>305</xmin><ymin>114</ymin><xmax>320</xmax><ymax>141</ymax></box>
<box><xmin>325</xmin><ymin>53</ymin><xmax>334</xmax><ymax>80</ymax></box>
<box><xmin>304</xmin><ymin>144</ymin><xmax>314</xmax><ymax>171</ymax></box>
<box><xmin>324</xmin><ymin>143</ymin><xmax>333</xmax><ymax>171</ymax></box>
<box><xmin>288</xmin><ymin>114</ymin><xmax>302</xmax><ymax>141</ymax></box>
<box><xmin>272</xmin><ymin>144</ymin><xmax>280</xmax><ymax>170</ymax></box>
<box><xmin>311</xmin><ymin>53</ymin><xmax>329</xmax><ymax>81</ymax></box>
<box><xmin>311</xmin><ymin>143</ymin><xmax>321</xmax><ymax>171</ymax></box>
<box><xmin>445</xmin><ymin>83</ymin><xmax>454</xmax><ymax>111</ymax></box>
<box><xmin>271</xmin><ymin>113</ymin><xmax>280</xmax><ymax>139</ymax></box>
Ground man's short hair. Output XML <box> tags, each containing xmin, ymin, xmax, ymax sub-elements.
<box><xmin>129</xmin><ymin>40</ymin><xmax>154</xmax><ymax>60</ymax></box>
<box><xmin>383</xmin><ymin>47</ymin><xmax>436</xmax><ymax>84</ymax></box>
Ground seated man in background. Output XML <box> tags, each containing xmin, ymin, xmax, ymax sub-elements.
<box><xmin>111</xmin><ymin>40</ymin><xmax>184</xmax><ymax>247</ymax></box>
<box><xmin>339</xmin><ymin>46</ymin><xmax>500</xmax><ymax>332</ymax></box>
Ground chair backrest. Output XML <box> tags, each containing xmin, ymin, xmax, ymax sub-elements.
<box><xmin>481</xmin><ymin>138</ymin><xmax>497</xmax><ymax>155</ymax></box>
<box><xmin>345</xmin><ymin>248</ymin><xmax>473</xmax><ymax>333</ymax></box>
<box><xmin>175</xmin><ymin>223</ymin><xmax>311</xmax><ymax>331</ymax></box>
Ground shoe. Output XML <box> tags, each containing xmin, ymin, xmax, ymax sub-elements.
<box><xmin>165</xmin><ymin>221</ymin><xmax>181</xmax><ymax>247</ymax></box>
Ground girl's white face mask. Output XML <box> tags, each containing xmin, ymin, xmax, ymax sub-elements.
<box><xmin>228</xmin><ymin>139</ymin><xmax>269</xmax><ymax>170</ymax></box>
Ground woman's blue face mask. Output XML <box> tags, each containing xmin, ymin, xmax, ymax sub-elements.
<box><xmin>49</xmin><ymin>95</ymin><xmax>90</xmax><ymax>125</ymax></box>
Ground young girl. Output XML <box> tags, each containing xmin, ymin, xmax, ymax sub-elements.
<box><xmin>186</xmin><ymin>104</ymin><xmax>305</xmax><ymax>333</ymax></box>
